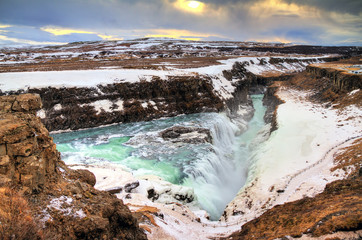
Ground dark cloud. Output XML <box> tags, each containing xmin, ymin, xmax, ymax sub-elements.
<box><xmin>0</xmin><ymin>0</ymin><xmax>360</xmax><ymax>46</ymax></box>
<box><xmin>284</xmin><ymin>0</ymin><xmax>362</xmax><ymax>15</ymax></box>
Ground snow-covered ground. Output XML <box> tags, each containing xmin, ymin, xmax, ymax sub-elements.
<box><xmin>0</xmin><ymin>55</ymin><xmax>325</xmax><ymax>101</ymax></box>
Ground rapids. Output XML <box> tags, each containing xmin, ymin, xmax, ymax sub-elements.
<box><xmin>52</xmin><ymin>94</ymin><xmax>266</xmax><ymax>220</ymax></box>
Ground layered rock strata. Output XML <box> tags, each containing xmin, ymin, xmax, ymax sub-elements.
<box><xmin>0</xmin><ymin>94</ymin><xmax>147</xmax><ymax>240</ymax></box>
<box><xmin>306</xmin><ymin>64</ymin><xmax>362</xmax><ymax>91</ymax></box>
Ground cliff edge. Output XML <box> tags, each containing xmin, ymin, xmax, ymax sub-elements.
<box><xmin>0</xmin><ymin>94</ymin><xmax>147</xmax><ymax>240</ymax></box>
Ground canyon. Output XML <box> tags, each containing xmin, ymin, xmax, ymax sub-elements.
<box><xmin>0</xmin><ymin>39</ymin><xmax>361</xmax><ymax>239</ymax></box>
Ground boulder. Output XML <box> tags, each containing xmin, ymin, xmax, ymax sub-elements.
<box><xmin>69</xmin><ymin>169</ymin><xmax>97</xmax><ymax>187</ymax></box>
<box><xmin>160</xmin><ymin>126</ymin><xmax>212</xmax><ymax>144</ymax></box>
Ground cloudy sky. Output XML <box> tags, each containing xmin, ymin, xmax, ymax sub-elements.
<box><xmin>0</xmin><ymin>0</ymin><xmax>361</xmax><ymax>46</ymax></box>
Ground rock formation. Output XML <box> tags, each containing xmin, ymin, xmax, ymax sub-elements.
<box><xmin>306</xmin><ymin>64</ymin><xmax>362</xmax><ymax>91</ymax></box>
<box><xmin>160</xmin><ymin>126</ymin><xmax>212</xmax><ymax>144</ymax></box>
<box><xmin>0</xmin><ymin>94</ymin><xmax>147</xmax><ymax>240</ymax></box>
<box><xmin>25</xmin><ymin>76</ymin><xmax>224</xmax><ymax>132</ymax></box>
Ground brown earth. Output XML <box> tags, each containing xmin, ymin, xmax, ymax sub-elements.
<box><xmin>225</xmin><ymin>177</ymin><xmax>362</xmax><ymax>240</ymax></box>
<box><xmin>0</xmin><ymin>94</ymin><xmax>147</xmax><ymax>240</ymax></box>
<box><xmin>0</xmin><ymin>56</ymin><xmax>233</xmax><ymax>73</ymax></box>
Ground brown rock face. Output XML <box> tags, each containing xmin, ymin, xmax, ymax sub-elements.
<box><xmin>306</xmin><ymin>65</ymin><xmax>362</xmax><ymax>91</ymax></box>
<box><xmin>0</xmin><ymin>94</ymin><xmax>58</xmax><ymax>191</ymax></box>
<box><xmin>0</xmin><ymin>94</ymin><xmax>147</xmax><ymax>240</ymax></box>
<box><xmin>0</xmin><ymin>94</ymin><xmax>42</xmax><ymax>113</ymax></box>
<box><xmin>225</xmin><ymin>178</ymin><xmax>362</xmax><ymax>240</ymax></box>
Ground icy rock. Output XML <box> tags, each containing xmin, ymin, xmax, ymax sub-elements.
<box><xmin>124</xmin><ymin>181</ymin><xmax>140</xmax><ymax>193</ymax></box>
<box><xmin>160</xmin><ymin>126</ymin><xmax>212</xmax><ymax>144</ymax></box>
<box><xmin>137</xmin><ymin>176</ymin><xmax>196</xmax><ymax>205</ymax></box>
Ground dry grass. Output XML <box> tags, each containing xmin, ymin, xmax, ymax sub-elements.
<box><xmin>134</xmin><ymin>206</ymin><xmax>160</xmax><ymax>227</ymax></box>
<box><xmin>0</xmin><ymin>187</ymin><xmax>43</xmax><ymax>240</ymax></box>
<box><xmin>0</xmin><ymin>55</ymin><xmax>232</xmax><ymax>73</ymax></box>
<box><xmin>225</xmin><ymin>178</ymin><xmax>362</xmax><ymax>240</ymax></box>
<box><xmin>331</xmin><ymin>138</ymin><xmax>362</xmax><ymax>178</ymax></box>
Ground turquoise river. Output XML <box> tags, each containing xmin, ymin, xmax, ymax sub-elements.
<box><xmin>52</xmin><ymin>94</ymin><xmax>266</xmax><ymax>220</ymax></box>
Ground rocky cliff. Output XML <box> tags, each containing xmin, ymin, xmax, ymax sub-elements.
<box><xmin>0</xmin><ymin>94</ymin><xmax>147</xmax><ymax>240</ymax></box>
<box><xmin>22</xmin><ymin>76</ymin><xmax>223</xmax><ymax>132</ymax></box>
<box><xmin>306</xmin><ymin>64</ymin><xmax>362</xmax><ymax>92</ymax></box>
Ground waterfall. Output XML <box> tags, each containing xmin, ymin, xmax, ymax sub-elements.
<box><xmin>182</xmin><ymin>94</ymin><xmax>266</xmax><ymax>219</ymax></box>
<box><xmin>52</xmin><ymin>94</ymin><xmax>267</xmax><ymax>221</ymax></box>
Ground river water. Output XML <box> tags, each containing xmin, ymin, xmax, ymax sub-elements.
<box><xmin>52</xmin><ymin>94</ymin><xmax>266</xmax><ymax>220</ymax></box>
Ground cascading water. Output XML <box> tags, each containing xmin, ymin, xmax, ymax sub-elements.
<box><xmin>52</xmin><ymin>94</ymin><xmax>266</xmax><ymax>220</ymax></box>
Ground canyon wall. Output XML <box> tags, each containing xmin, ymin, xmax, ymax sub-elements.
<box><xmin>0</xmin><ymin>94</ymin><xmax>147</xmax><ymax>240</ymax></box>
<box><xmin>306</xmin><ymin>65</ymin><xmax>362</xmax><ymax>91</ymax></box>
<box><xmin>26</xmin><ymin>76</ymin><xmax>224</xmax><ymax>132</ymax></box>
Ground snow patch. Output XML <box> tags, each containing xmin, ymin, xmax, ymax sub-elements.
<box><xmin>46</xmin><ymin>196</ymin><xmax>86</xmax><ymax>219</ymax></box>
<box><xmin>36</xmin><ymin>109</ymin><xmax>46</xmax><ymax>119</ymax></box>
<box><xmin>115</xmin><ymin>99</ymin><xmax>124</xmax><ymax>111</ymax></box>
<box><xmin>348</xmin><ymin>89</ymin><xmax>360</xmax><ymax>96</ymax></box>
<box><xmin>53</xmin><ymin>103</ymin><xmax>62</xmax><ymax>111</ymax></box>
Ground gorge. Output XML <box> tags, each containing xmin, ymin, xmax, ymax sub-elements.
<box><xmin>0</xmin><ymin>39</ymin><xmax>361</xmax><ymax>239</ymax></box>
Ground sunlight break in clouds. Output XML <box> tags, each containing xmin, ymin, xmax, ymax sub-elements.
<box><xmin>249</xmin><ymin>0</ymin><xmax>318</xmax><ymax>18</ymax></box>
<box><xmin>41</xmin><ymin>26</ymin><xmax>122</xmax><ymax>41</ymax></box>
<box><xmin>173</xmin><ymin>0</ymin><xmax>206</xmax><ymax>14</ymax></box>
<box><xmin>0</xmin><ymin>35</ymin><xmax>65</xmax><ymax>45</ymax></box>
<box><xmin>0</xmin><ymin>24</ymin><xmax>12</xmax><ymax>28</ymax></box>
<box><xmin>144</xmin><ymin>28</ymin><xmax>223</xmax><ymax>41</ymax></box>
<box><xmin>41</xmin><ymin>27</ymin><xmax>95</xmax><ymax>36</ymax></box>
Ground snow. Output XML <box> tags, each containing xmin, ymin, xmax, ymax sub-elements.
<box><xmin>83</xmin><ymin>99</ymin><xmax>113</xmax><ymax>114</ymax></box>
<box><xmin>223</xmin><ymin>87</ymin><xmax>362</xmax><ymax>223</ymax></box>
<box><xmin>0</xmin><ymin>55</ymin><xmax>330</xmax><ymax>102</ymax></box>
<box><xmin>131</xmin><ymin>42</ymin><xmax>163</xmax><ymax>49</ymax></box>
<box><xmin>37</xmin><ymin>109</ymin><xmax>46</xmax><ymax>118</ymax></box>
<box><xmin>46</xmin><ymin>196</ymin><xmax>86</xmax><ymax>219</ymax></box>
<box><xmin>0</xmin><ymin>68</ymin><xmax>180</xmax><ymax>91</ymax></box>
<box><xmin>53</xmin><ymin>103</ymin><xmax>62</xmax><ymax>111</ymax></box>
<box><xmin>115</xmin><ymin>99</ymin><xmax>124</xmax><ymax>111</ymax></box>
<box><xmin>348</xmin><ymin>89</ymin><xmax>360</xmax><ymax>96</ymax></box>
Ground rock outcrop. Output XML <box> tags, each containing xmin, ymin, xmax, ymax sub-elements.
<box><xmin>306</xmin><ymin>64</ymin><xmax>362</xmax><ymax>91</ymax></box>
<box><xmin>0</xmin><ymin>94</ymin><xmax>147</xmax><ymax>240</ymax></box>
<box><xmin>224</xmin><ymin>177</ymin><xmax>362</xmax><ymax>240</ymax></box>
<box><xmin>160</xmin><ymin>126</ymin><xmax>212</xmax><ymax>144</ymax></box>
<box><xmin>23</xmin><ymin>76</ymin><xmax>224</xmax><ymax>132</ymax></box>
<box><xmin>0</xmin><ymin>94</ymin><xmax>58</xmax><ymax>192</ymax></box>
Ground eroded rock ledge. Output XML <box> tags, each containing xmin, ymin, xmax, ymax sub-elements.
<box><xmin>306</xmin><ymin>64</ymin><xmax>362</xmax><ymax>91</ymax></box>
<box><xmin>0</xmin><ymin>94</ymin><xmax>147</xmax><ymax>240</ymax></box>
<box><xmin>25</xmin><ymin>76</ymin><xmax>224</xmax><ymax>132</ymax></box>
